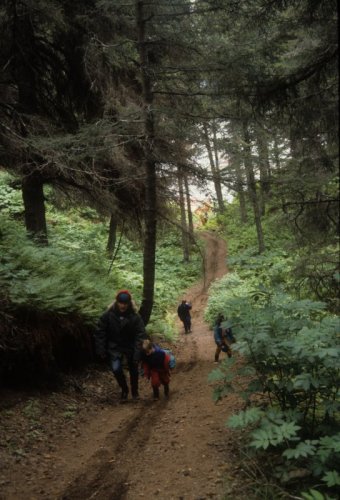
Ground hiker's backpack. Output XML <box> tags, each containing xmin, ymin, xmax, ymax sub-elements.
<box><xmin>154</xmin><ymin>345</ymin><xmax>176</xmax><ymax>369</ymax></box>
<box><xmin>163</xmin><ymin>348</ymin><xmax>176</xmax><ymax>369</ymax></box>
<box><xmin>224</xmin><ymin>327</ymin><xmax>235</xmax><ymax>343</ymax></box>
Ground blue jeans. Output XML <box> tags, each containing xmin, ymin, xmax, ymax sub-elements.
<box><xmin>110</xmin><ymin>355</ymin><xmax>139</xmax><ymax>395</ymax></box>
<box><xmin>181</xmin><ymin>316</ymin><xmax>191</xmax><ymax>333</ymax></box>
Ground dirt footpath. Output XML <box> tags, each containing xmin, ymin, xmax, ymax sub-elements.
<box><xmin>0</xmin><ymin>232</ymin><xmax>248</xmax><ymax>500</ymax></box>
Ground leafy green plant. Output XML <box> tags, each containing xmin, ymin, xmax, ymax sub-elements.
<box><xmin>0</xmin><ymin>172</ymin><xmax>202</xmax><ymax>337</ymax></box>
<box><xmin>301</xmin><ymin>489</ymin><xmax>337</xmax><ymax>500</ymax></box>
<box><xmin>22</xmin><ymin>399</ymin><xmax>41</xmax><ymax>420</ymax></box>
<box><xmin>0</xmin><ymin>171</ymin><xmax>23</xmax><ymax>215</ymax></box>
<box><xmin>62</xmin><ymin>404</ymin><xmax>78</xmax><ymax>419</ymax></box>
<box><xmin>206</xmin><ymin>265</ymin><xmax>339</xmax><ymax>496</ymax></box>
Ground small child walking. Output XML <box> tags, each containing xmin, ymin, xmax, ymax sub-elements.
<box><xmin>141</xmin><ymin>339</ymin><xmax>171</xmax><ymax>400</ymax></box>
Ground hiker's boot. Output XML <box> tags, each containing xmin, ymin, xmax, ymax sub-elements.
<box><xmin>120</xmin><ymin>387</ymin><xmax>129</xmax><ymax>402</ymax></box>
<box><xmin>227</xmin><ymin>348</ymin><xmax>232</xmax><ymax>358</ymax></box>
<box><xmin>130</xmin><ymin>370</ymin><xmax>139</xmax><ymax>400</ymax></box>
<box><xmin>164</xmin><ymin>384</ymin><xmax>169</xmax><ymax>398</ymax></box>
<box><xmin>114</xmin><ymin>371</ymin><xmax>129</xmax><ymax>402</ymax></box>
<box><xmin>132</xmin><ymin>391</ymin><xmax>140</xmax><ymax>401</ymax></box>
<box><xmin>153</xmin><ymin>387</ymin><xmax>160</xmax><ymax>400</ymax></box>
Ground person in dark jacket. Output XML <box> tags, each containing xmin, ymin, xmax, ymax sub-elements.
<box><xmin>213</xmin><ymin>313</ymin><xmax>232</xmax><ymax>362</ymax></box>
<box><xmin>177</xmin><ymin>299</ymin><xmax>192</xmax><ymax>334</ymax></box>
<box><xmin>94</xmin><ymin>290</ymin><xmax>147</xmax><ymax>401</ymax></box>
<box><xmin>141</xmin><ymin>340</ymin><xmax>171</xmax><ymax>400</ymax></box>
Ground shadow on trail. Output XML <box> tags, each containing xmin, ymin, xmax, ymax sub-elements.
<box><xmin>61</xmin><ymin>393</ymin><xmax>173</xmax><ymax>500</ymax></box>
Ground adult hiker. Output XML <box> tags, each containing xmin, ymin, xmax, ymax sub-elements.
<box><xmin>213</xmin><ymin>313</ymin><xmax>232</xmax><ymax>362</ymax></box>
<box><xmin>94</xmin><ymin>289</ymin><xmax>147</xmax><ymax>401</ymax></box>
<box><xmin>177</xmin><ymin>299</ymin><xmax>192</xmax><ymax>334</ymax></box>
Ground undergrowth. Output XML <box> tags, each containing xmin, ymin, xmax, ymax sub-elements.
<box><xmin>0</xmin><ymin>173</ymin><xmax>202</xmax><ymax>383</ymax></box>
<box><xmin>205</xmin><ymin>201</ymin><xmax>340</xmax><ymax>499</ymax></box>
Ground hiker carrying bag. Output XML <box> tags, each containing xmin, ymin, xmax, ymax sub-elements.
<box><xmin>154</xmin><ymin>345</ymin><xmax>176</xmax><ymax>369</ymax></box>
<box><xmin>162</xmin><ymin>348</ymin><xmax>176</xmax><ymax>369</ymax></box>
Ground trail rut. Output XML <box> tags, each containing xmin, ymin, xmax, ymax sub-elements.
<box><xmin>1</xmin><ymin>232</ymin><xmax>247</xmax><ymax>500</ymax></box>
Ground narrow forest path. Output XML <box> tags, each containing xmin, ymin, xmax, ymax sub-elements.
<box><xmin>0</xmin><ymin>232</ymin><xmax>248</xmax><ymax>500</ymax></box>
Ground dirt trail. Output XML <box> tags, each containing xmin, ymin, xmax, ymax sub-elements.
<box><xmin>0</xmin><ymin>232</ymin><xmax>247</xmax><ymax>500</ymax></box>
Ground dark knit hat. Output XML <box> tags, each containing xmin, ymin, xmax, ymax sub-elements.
<box><xmin>116</xmin><ymin>290</ymin><xmax>132</xmax><ymax>303</ymax></box>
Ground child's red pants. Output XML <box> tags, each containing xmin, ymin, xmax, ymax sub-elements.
<box><xmin>149</xmin><ymin>369</ymin><xmax>170</xmax><ymax>388</ymax></box>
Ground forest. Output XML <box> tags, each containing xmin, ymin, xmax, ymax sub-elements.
<box><xmin>0</xmin><ymin>1</ymin><xmax>339</xmax><ymax>499</ymax></box>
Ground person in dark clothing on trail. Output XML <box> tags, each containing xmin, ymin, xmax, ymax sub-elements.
<box><xmin>177</xmin><ymin>299</ymin><xmax>192</xmax><ymax>334</ymax></box>
<box><xmin>141</xmin><ymin>340</ymin><xmax>171</xmax><ymax>400</ymax></box>
<box><xmin>94</xmin><ymin>290</ymin><xmax>147</xmax><ymax>401</ymax></box>
<box><xmin>213</xmin><ymin>313</ymin><xmax>232</xmax><ymax>362</ymax></box>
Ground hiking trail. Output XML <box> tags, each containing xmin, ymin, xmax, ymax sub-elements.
<box><xmin>0</xmin><ymin>232</ymin><xmax>249</xmax><ymax>500</ymax></box>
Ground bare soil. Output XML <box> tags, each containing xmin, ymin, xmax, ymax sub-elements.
<box><xmin>0</xmin><ymin>232</ymin><xmax>252</xmax><ymax>500</ymax></box>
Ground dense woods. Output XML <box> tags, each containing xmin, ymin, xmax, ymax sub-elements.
<box><xmin>0</xmin><ymin>0</ymin><xmax>338</xmax><ymax>497</ymax></box>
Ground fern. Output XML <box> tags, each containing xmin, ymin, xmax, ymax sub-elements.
<box><xmin>283</xmin><ymin>440</ymin><xmax>318</xmax><ymax>459</ymax></box>
<box><xmin>227</xmin><ymin>408</ymin><xmax>264</xmax><ymax>428</ymax></box>
<box><xmin>322</xmin><ymin>471</ymin><xmax>340</xmax><ymax>487</ymax></box>
<box><xmin>301</xmin><ymin>489</ymin><xmax>335</xmax><ymax>500</ymax></box>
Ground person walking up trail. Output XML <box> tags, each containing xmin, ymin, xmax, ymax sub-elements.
<box><xmin>94</xmin><ymin>290</ymin><xmax>147</xmax><ymax>401</ymax></box>
<box><xmin>141</xmin><ymin>340</ymin><xmax>171</xmax><ymax>400</ymax></box>
<box><xmin>213</xmin><ymin>313</ymin><xmax>232</xmax><ymax>363</ymax></box>
<box><xmin>177</xmin><ymin>299</ymin><xmax>192</xmax><ymax>334</ymax></box>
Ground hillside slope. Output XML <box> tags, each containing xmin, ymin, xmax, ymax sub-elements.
<box><xmin>0</xmin><ymin>232</ymin><xmax>249</xmax><ymax>500</ymax></box>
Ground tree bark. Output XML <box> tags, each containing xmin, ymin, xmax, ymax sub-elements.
<box><xmin>256</xmin><ymin>128</ymin><xmax>271</xmax><ymax>216</ymax></box>
<box><xmin>234</xmin><ymin>155</ymin><xmax>248</xmax><ymax>224</ymax></box>
<box><xmin>107</xmin><ymin>214</ymin><xmax>117</xmax><ymax>257</ymax></box>
<box><xmin>136</xmin><ymin>0</ymin><xmax>157</xmax><ymax>326</ymax></box>
<box><xmin>203</xmin><ymin>123</ymin><xmax>225</xmax><ymax>213</ymax></box>
<box><xmin>183</xmin><ymin>169</ymin><xmax>194</xmax><ymax>236</ymax></box>
<box><xmin>178</xmin><ymin>166</ymin><xmax>189</xmax><ymax>262</ymax></box>
<box><xmin>273</xmin><ymin>135</ymin><xmax>281</xmax><ymax>171</ymax></box>
<box><xmin>242</xmin><ymin>122</ymin><xmax>265</xmax><ymax>253</ymax></box>
<box><xmin>22</xmin><ymin>173</ymin><xmax>48</xmax><ymax>245</ymax></box>
<box><xmin>212</xmin><ymin>122</ymin><xmax>225</xmax><ymax>212</ymax></box>
<box><xmin>230</xmin><ymin>126</ymin><xmax>247</xmax><ymax>223</ymax></box>
<box><xmin>12</xmin><ymin>2</ymin><xmax>49</xmax><ymax>243</ymax></box>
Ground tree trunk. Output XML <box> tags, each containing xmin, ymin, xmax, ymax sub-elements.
<box><xmin>22</xmin><ymin>173</ymin><xmax>48</xmax><ymax>245</ymax></box>
<box><xmin>242</xmin><ymin>122</ymin><xmax>265</xmax><ymax>253</ymax></box>
<box><xmin>136</xmin><ymin>0</ymin><xmax>157</xmax><ymax>326</ymax></box>
<box><xmin>106</xmin><ymin>214</ymin><xmax>117</xmax><ymax>257</ymax></box>
<box><xmin>13</xmin><ymin>2</ymin><xmax>48</xmax><ymax>244</ymax></box>
<box><xmin>273</xmin><ymin>135</ymin><xmax>281</xmax><ymax>171</ymax></box>
<box><xmin>234</xmin><ymin>157</ymin><xmax>248</xmax><ymax>224</ymax></box>
<box><xmin>237</xmin><ymin>180</ymin><xmax>248</xmax><ymax>224</ymax></box>
<box><xmin>256</xmin><ymin>129</ymin><xmax>271</xmax><ymax>216</ymax></box>
<box><xmin>203</xmin><ymin>123</ymin><xmax>224</xmax><ymax>213</ymax></box>
<box><xmin>230</xmin><ymin>126</ymin><xmax>247</xmax><ymax>223</ymax></box>
<box><xmin>212</xmin><ymin>123</ymin><xmax>225</xmax><ymax>212</ymax></box>
<box><xmin>178</xmin><ymin>166</ymin><xmax>189</xmax><ymax>262</ymax></box>
<box><xmin>183</xmin><ymin>169</ymin><xmax>194</xmax><ymax>236</ymax></box>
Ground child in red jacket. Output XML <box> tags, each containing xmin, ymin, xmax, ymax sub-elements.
<box><xmin>141</xmin><ymin>340</ymin><xmax>171</xmax><ymax>400</ymax></box>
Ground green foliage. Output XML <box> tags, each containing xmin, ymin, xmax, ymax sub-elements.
<box><xmin>282</xmin><ymin>440</ymin><xmax>318</xmax><ymax>460</ymax></box>
<box><xmin>211</xmin><ymin>195</ymin><xmax>339</xmax><ymax>312</ymax></box>
<box><xmin>301</xmin><ymin>490</ymin><xmax>336</xmax><ymax>500</ymax></box>
<box><xmin>22</xmin><ymin>399</ymin><xmax>41</xmax><ymax>420</ymax></box>
<box><xmin>322</xmin><ymin>471</ymin><xmax>340</xmax><ymax>488</ymax></box>
<box><xmin>206</xmin><ymin>238</ymin><xmax>339</xmax><ymax>496</ymax></box>
<box><xmin>62</xmin><ymin>404</ymin><xmax>78</xmax><ymax>419</ymax></box>
<box><xmin>0</xmin><ymin>174</ymin><xmax>202</xmax><ymax>337</ymax></box>
<box><xmin>0</xmin><ymin>215</ymin><xmax>116</xmax><ymax>321</ymax></box>
<box><xmin>0</xmin><ymin>171</ymin><xmax>23</xmax><ymax>215</ymax></box>
<box><xmin>227</xmin><ymin>407</ymin><xmax>263</xmax><ymax>428</ymax></box>
<box><xmin>250</xmin><ymin>420</ymin><xmax>301</xmax><ymax>450</ymax></box>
